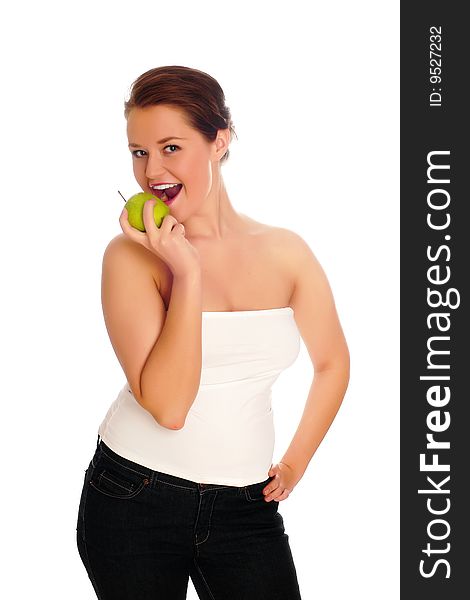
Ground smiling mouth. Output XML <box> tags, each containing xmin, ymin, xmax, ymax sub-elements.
<box><xmin>150</xmin><ymin>183</ymin><xmax>183</xmax><ymax>201</ymax></box>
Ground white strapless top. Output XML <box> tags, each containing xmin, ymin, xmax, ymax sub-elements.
<box><xmin>98</xmin><ymin>307</ymin><xmax>301</xmax><ymax>486</ymax></box>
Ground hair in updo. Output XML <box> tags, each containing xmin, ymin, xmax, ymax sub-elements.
<box><xmin>124</xmin><ymin>65</ymin><xmax>238</xmax><ymax>164</ymax></box>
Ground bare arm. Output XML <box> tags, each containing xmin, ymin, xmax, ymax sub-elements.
<box><xmin>278</xmin><ymin>231</ymin><xmax>350</xmax><ymax>482</ymax></box>
<box><xmin>140</xmin><ymin>270</ymin><xmax>203</xmax><ymax>429</ymax></box>
<box><xmin>101</xmin><ymin>235</ymin><xmax>203</xmax><ymax>430</ymax></box>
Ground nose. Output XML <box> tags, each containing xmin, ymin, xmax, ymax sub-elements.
<box><xmin>144</xmin><ymin>152</ymin><xmax>167</xmax><ymax>181</ymax></box>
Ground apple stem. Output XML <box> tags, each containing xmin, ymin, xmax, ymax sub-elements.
<box><xmin>117</xmin><ymin>190</ymin><xmax>126</xmax><ymax>202</ymax></box>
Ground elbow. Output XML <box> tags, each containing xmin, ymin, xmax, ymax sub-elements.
<box><xmin>339</xmin><ymin>350</ymin><xmax>350</xmax><ymax>390</ymax></box>
<box><xmin>314</xmin><ymin>347</ymin><xmax>350</xmax><ymax>386</ymax></box>
<box><xmin>337</xmin><ymin>343</ymin><xmax>350</xmax><ymax>382</ymax></box>
<box><xmin>135</xmin><ymin>389</ymin><xmax>183</xmax><ymax>430</ymax></box>
<box><xmin>143</xmin><ymin>401</ymin><xmax>187</xmax><ymax>430</ymax></box>
<box><xmin>139</xmin><ymin>384</ymin><xmax>197</xmax><ymax>430</ymax></box>
<box><xmin>158</xmin><ymin>416</ymin><xmax>186</xmax><ymax>430</ymax></box>
<box><xmin>316</xmin><ymin>348</ymin><xmax>350</xmax><ymax>374</ymax></box>
<box><xmin>145</xmin><ymin>404</ymin><xmax>187</xmax><ymax>430</ymax></box>
<box><xmin>344</xmin><ymin>348</ymin><xmax>351</xmax><ymax>384</ymax></box>
<box><xmin>343</xmin><ymin>348</ymin><xmax>350</xmax><ymax>380</ymax></box>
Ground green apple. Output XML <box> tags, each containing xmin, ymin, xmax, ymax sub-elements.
<box><xmin>124</xmin><ymin>192</ymin><xmax>170</xmax><ymax>231</ymax></box>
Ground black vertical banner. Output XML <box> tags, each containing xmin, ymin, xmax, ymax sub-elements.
<box><xmin>401</xmin><ymin>3</ymin><xmax>469</xmax><ymax>598</ymax></box>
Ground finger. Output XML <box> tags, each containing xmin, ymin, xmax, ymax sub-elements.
<box><xmin>142</xmin><ymin>199</ymin><xmax>175</xmax><ymax>246</ymax></box>
<box><xmin>161</xmin><ymin>216</ymin><xmax>182</xmax><ymax>236</ymax></box>
<box><xmin>265</xmin><ymin>485</ymin><xmax>290</xmax><ymax>502</ymax></box>
<box><xmin>263</xmin><ymin>479</ymin><xmax>280</xmax><ymax>500</ymax></box>
<box><xmin>142</xmin><ymin>199</ymin><xmax>160</xmax><ymax>233</ymax></box>
<box><xmin>153</xmin><ymin>204</ymin><xmax>179</xmax><ymax>236</ymax></box>
<box><xmin>273</xmin><ymin>489</ymin><xmax>290</xmax><ymax>502</ymax></box>
<box><xmin>263</xmin><ymin>475</ymin><xmax>277</xmax><ymax>495</ymax></box>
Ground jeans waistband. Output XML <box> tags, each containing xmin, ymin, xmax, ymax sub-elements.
<box><xmin>95</xmin><ymin>434</ymin><xmax>269</xmax><ymax>491</ymax></box>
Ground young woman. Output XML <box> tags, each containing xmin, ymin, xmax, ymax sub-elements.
<box><xmin>76</xmin><ymin>65</ymin><xmax>350</xmax><ymax>600</ymax></box>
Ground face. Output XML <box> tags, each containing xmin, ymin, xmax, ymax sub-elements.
<box><xmin>127</xmin><ymin>104</ymin><xmax>227</xmax><ymax>216</ymax></box>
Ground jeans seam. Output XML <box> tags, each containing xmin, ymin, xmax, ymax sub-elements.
<box><xmin>244</xmin><ymin>476</ymin><xmax>272</xmax><ymax>501</ymax></box>
<box><xmin>78</xmin><ymin>474</ymin><xmax>104</xmax><ymax>599</ymax></box>
<box><xmin>195</xmin><ymin>491</ymin><xmax>217</xmax><ymax>546</ymax></box>
<box><xmin>89</xmin><ymin>478</ymin><xmax>146</xmax><ymax>500</ymax></box>
<box><xmin>157</xmin><ymin>479</ymin><xmax>197</xmax><ymax>491</ymax></box>
<box><xmin>81</xmin><ymin>538</ymin><xmax>105</xmax><ymax>599</ymax></box>
<box><xmin>99</xmin><ymin>470</ymin><xmax>134</xmax><ymax>492</ymax></box>
<box><xmin>98</xmin><ymin>446</ymin><xmax>150</xmax><ymax>478</ymax></box>
<box><xmin>157</xmin><ymin>479</ymin><xmax>233</xmax><ymax>492</ymax></box>
<box><xmin>193</xmin><ymin>556</ymin><xmax>217</xmax><ymax>600</ymax></box>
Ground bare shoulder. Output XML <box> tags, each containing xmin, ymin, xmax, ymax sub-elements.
<box><xmin>104</xmin><ymin>232</ymin><xmax>140</xmax><ymax>255</ymax></box>
<box><xmin>263</xmin><ymin>224</ymin><xmax>317</xmax><ymax>264</ymax></box>
<box><xmin>103</xmin><ymin>233</ymin><xmax>164</xmax><ymax>286</ymax></box>
<box><xmin>239</xmin><ymin>215</ymin><xmax>321</xmax><ymax>280</ymax></box>
<box><xmin>105</xmin><ymin>232</ymin><xmax>150</xmax><ymax>256</ymax></box>
<box><xmin>265</xmin><ymin>226</ymin><xmax>332</xmax><ymax>301</ymax></box>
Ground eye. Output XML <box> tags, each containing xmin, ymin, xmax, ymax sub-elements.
<box><xmin>131</xmin><ymin>145</ymin><xmax>180</xmax><ymax>158</ymax></box>
<box><xmin>164</xmin><ymin>144</ymin><xmax>180</xmax><ymax>154</ymax></box>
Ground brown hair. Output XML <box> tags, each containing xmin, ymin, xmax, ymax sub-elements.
<box><xmin>124</xmin><ymin>65</ymin><xmax>238</xmax><ymax>165</ymax></box>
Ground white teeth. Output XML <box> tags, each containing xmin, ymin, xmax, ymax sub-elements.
<box><xmin>151</xmin><ymin>183</ymin><xmax>180</xmax><ymax>190</ymax></box>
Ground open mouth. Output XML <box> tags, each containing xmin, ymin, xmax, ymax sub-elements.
<box><xmin>150</xmin><ymin>183</ymin><xmax>183</xmax><ymax>203</ymax></box>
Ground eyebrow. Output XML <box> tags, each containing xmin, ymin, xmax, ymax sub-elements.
<box><xmin>128</xmin><ymin>136</ymin><xmax>187</xmax><ymax>148</ymax></box>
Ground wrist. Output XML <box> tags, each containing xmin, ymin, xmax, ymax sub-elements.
<box><xmin>173</xmin><ymin>269</ymin><xmax>202</xmax><ymax>284</ymax></box>
<box><xmin>279</xmin><ymin>460</ymin><xmax>304</xmax><ymax>484</ymax></box>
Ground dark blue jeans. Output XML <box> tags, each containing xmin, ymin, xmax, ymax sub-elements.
<box><xmin>76</xmin><ymin>435</ymin><xmax>302</xmax><ymax>599</ymax></box>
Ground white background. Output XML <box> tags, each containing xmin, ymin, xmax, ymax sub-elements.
<box><xmin>1</xmin><ymin>0</ymin><xmax>399</xmax><ymax>598</ymax></box>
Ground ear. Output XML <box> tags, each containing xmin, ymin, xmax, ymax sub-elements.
<box><xmin>213</xmin><ymin>128</ymin><xmax>230</xmax><ymax>161</ymax></box>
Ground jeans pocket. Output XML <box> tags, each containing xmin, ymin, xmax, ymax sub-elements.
<box><xmin>89</xmin><ymin>458</ymin><xmax>150</xmax><ymax>500</ymax></box>
<box><xmin>244</xmin><ymin>476</ymin><xmax>274</xmax><ymax>502</ymax></box>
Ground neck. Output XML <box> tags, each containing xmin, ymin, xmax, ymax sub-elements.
<box><xmin>182</xmin><ymin>169</ymin><xmax>246</xmax><ymax>242</ymax></box>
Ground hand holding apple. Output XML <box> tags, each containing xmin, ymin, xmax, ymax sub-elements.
<box><xmin>119</xmin><ymin>192</ymin><xmax>201</xmax><ymax>278</ymax></box>
<box><xmin>123</xmin><ymin>191</ymin><xmax>170</xmax><ymax>231</ymax></box>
